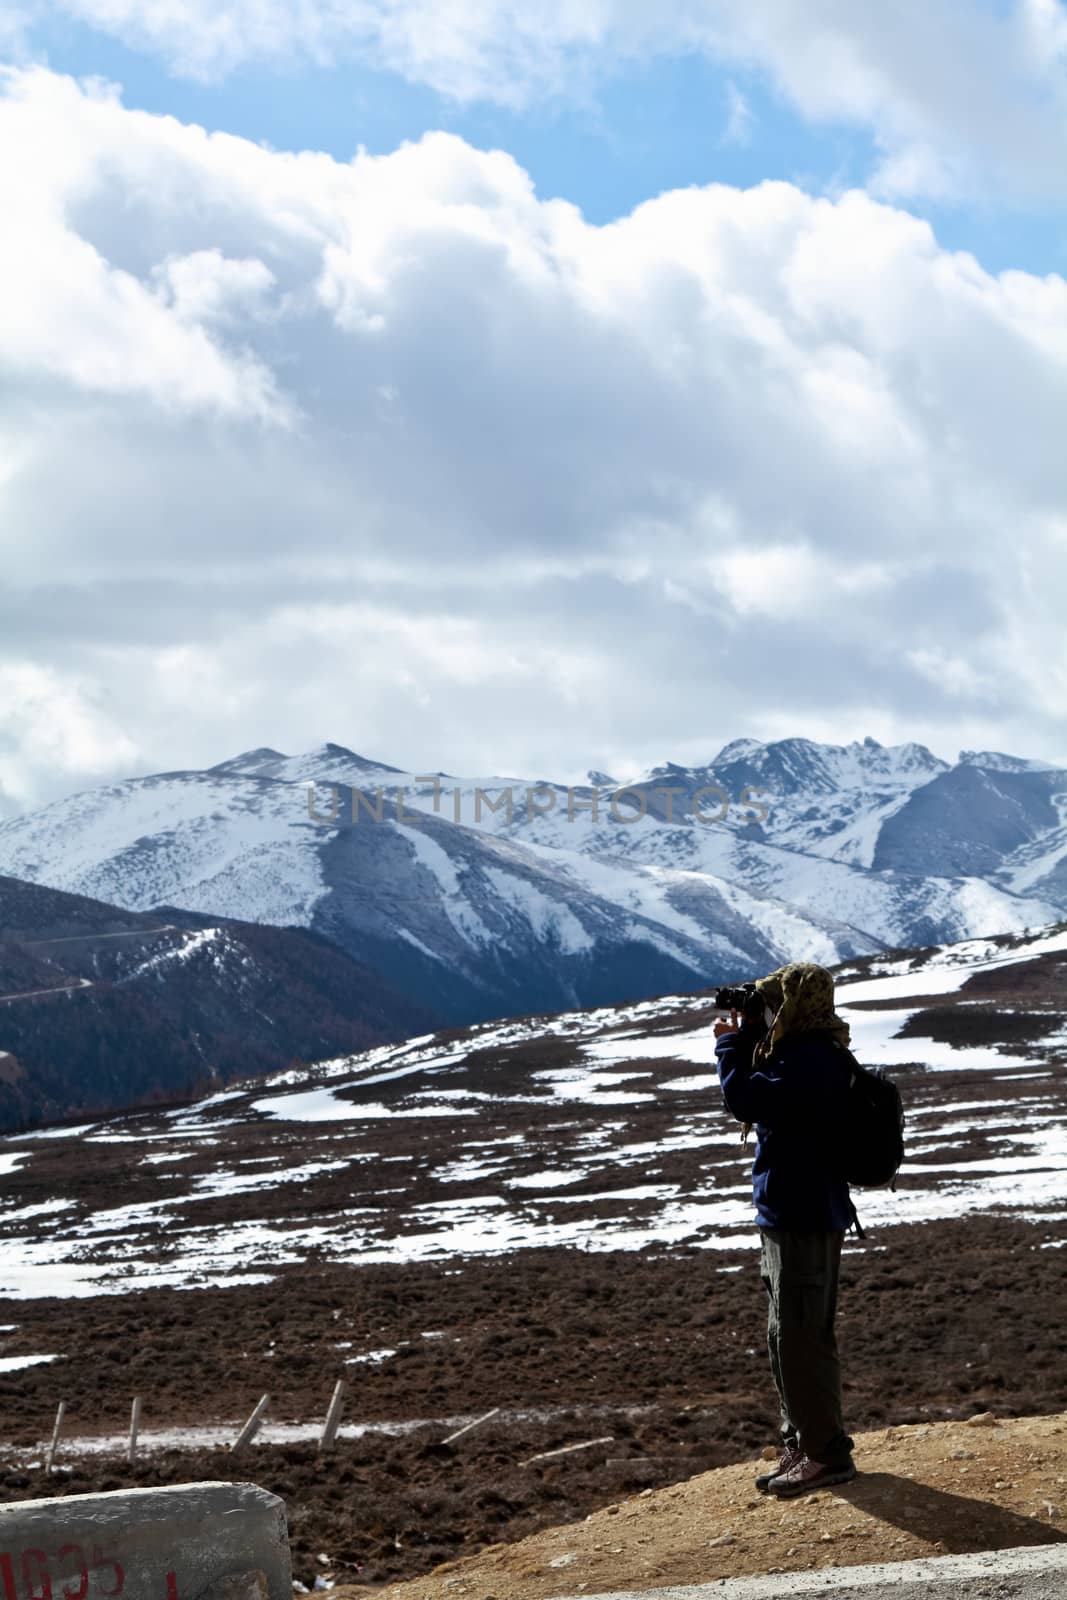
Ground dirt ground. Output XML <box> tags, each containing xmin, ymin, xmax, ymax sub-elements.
<box><xmin>363</xmin><ymin>1412</ymin><xmax>1067</xmax><ymax>1600</ymax></box>
<box><xmin>1</xmin><ymin>1217</ymin><xmax>1064</xmax><ymax>1589</ymax></box>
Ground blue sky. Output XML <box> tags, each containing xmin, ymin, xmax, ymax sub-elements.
<box><xmin>29</xmin><ymin>10</ymin><xmax>1067</xmax><ymax>278</ymax></box>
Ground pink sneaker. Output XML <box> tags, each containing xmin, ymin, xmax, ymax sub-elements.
<box><xmin>754</xmin><ymin>1443</ymin><xmax>802</xmax><ymax>1493</ymax></box>
<box><xmin>768</xmin><ymin>1453</ymin><xmax>857</xmax><ymax>1497</ymax></box>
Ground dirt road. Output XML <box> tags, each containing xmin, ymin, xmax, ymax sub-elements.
<box><xmin>0</xmin><ymin>925</ymin><xmax>176</xmax><ymax>1003</ymax></box>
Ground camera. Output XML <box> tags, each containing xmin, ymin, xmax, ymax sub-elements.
<box><xmin>714</xmin><ymin>981</ymin><xmax>764</xmax><ymax>1019</ymax></box>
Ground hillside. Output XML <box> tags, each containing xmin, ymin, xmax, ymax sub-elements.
<box><xmin>0</xmin><ymin>737</ymin><xmax>1063</xmax><ymax>1029</ymax></box>
<box><xmin>0</xmin><ymin>920</ymin><xmax>1062</xmax><ymax>1586</ymax></box>
<box><xmin>0</xmin><ymin>875</ymin><xmax>437</xmax><ymax>1131</ymax></box>
<box><xmin>0</xmin><ymin>917</ymin><xmax>1062</xmax><ymax>1295</ymax></box>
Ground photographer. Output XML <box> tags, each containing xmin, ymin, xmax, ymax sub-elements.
<box><xmin>713</xmin><ymin>961</ymin><xmax>858</xmax><ymax>1498</ymax></box>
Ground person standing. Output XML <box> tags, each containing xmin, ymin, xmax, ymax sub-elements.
<box><xmin>713</xmin><ymin>961</ymin><xmax>858</xmax><ymax>1497</ymax></box>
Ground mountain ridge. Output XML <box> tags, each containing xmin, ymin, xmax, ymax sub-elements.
<box><xmin>0</xmin><ymin>735</ymin><xmax>1063</xmax><ymax>1035</ymax></box>
<box><xmin>0</xmin><ymin>872</ymin><xmax>436</xmax><ymax>1130</ymax></box>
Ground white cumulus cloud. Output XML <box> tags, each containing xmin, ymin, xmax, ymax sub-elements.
<box><xmin>0</xmin><ymin>65</ymin><xmax>1065</xmax><ymax>805</ymax></box>
<box><xmin>0</xmin><ymin>68</ymin><xmax>291</xmax><ymax>419</ymax></box>
<box><xmin>18</xmin><ymin>0</ymin><xmax>1067</xmax><ymax>207</ymax></box>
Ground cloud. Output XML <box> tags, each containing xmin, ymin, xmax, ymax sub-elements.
<box><xmin>0</xmin><ymin>661</ymin><xmax>138</xmax><ymax>813</ymax></box>
<box><xmin>1</xmin><ymin>65</ymin><xmax>1066</xmax><ymax>807</ymax></box>
<box><xmin>153</xmin><ymin>248</ymin><xmax>277</xmax><ymax>325</ymax></box>
<box><xmin>905</xmin><ymin>647</ymin><xmax>998</xmax><ymax>702</ymax></box>
<box><xmin>0</xmin><ymin>69</ymin><xmax>290</xmax><ymax>420</ymax></box>
<box><xmin>719</xmin><ymin>80</ymin><xmax>754</xmax><ymax>148</ymax></box>
<box><xmin>23</xmin><ymin>1</ymin><xmax>1067</xmax><ymax>207</ymax></box>
<box><xmin>708</xmin><ymin>545</ymin><xmax>893</xmax><ymax>619</ymax></box>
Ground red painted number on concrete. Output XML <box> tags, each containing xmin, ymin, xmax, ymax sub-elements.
<box><xmin>0</xmin><ymin>1553</ymin><xmax>18</xmax><ymax>1600</ymax></box>
<box><xmin>21</xmin><ymin>1553</ymin><xmax>50</xmax><ymax>1600</ymax></box>
<box><xmin>0</xmin><ymin>1549</ymin><xmax>130</xmax><ymax>1600</ymax></box>
<box><xmin>88</xmin><ymin>1552</ymin><xmax>122</xmax><ymax>1599</ymax></box>
<box><xmin>56</xmin><ymin>1548</ymin><xmax>87</xmax><ymax>1600</ymax></box>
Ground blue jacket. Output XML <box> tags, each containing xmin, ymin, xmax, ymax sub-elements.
<box><xmin>715</xmin><ymin>1020</ymin><xmax>857</xmax><ymax>1233</ymax></box>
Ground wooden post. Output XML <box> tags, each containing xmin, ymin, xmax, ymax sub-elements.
<box><xmin>45</xmin><ymin>1401</ymin><xmax>65</xmax><ymax>1473</ymax></box>
<box><xmin>319</xmin><ymin>1380</ymin><xmax>345</xmax><ymax>1453</ymax></box>
<box><xmin>442</xmin><ymin>1407</ymin><xmax>500</xmax><ymax>1446</ymax></box>
<box><xmin>230</xmin><ymin>1395</ymin><xmax>270</xmax><ymax>1457</ymax></box>
<box><xmin>128</xmin><ymin>1396</ymin><xmax>142</xmax><ymax>1468</ymax></box>
<box><xmin>521</xmin><ymin>1436</ymin><xmax>614</xmax><ymax>1467</ymax></box>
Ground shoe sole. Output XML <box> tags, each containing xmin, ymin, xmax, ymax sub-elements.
<box><xmin>769</xmin><ymin>1466</ymin><xmax>857</xmax><ymax>1498</ymax></box>
<box><xmin>756</xmin><ymin>1447</ymin><xmax>801</xmax><ymax>1492</ymax></box>
<box><xmin>756</xmin><ymin>1464</ymin><xmax>800</xmax><ymax>1492</ymax></box>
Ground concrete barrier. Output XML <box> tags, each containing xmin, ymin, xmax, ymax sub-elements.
<box><xmin>559</xmin><ymin>1541</ymin><xmax>1067</xmax><ymax>1600</ymax></box>
<box><xmin>0</xmin><ymin>1482</ymin><xmax>291</xmax><ymax>1600</ymax></box>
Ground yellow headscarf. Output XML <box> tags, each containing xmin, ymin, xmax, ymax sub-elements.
<box><xmin>739</xmin><ymin>961</ymin><xmax>851</xmax><ymax>1142</ymax></box>
<box><xmin>752</xmin><ymin>961</ymin><xmax>851</xmax><ymax>1067</ymax></box>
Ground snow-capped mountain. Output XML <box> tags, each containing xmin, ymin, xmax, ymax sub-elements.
<box><xmin>0</xmin><ymin>736</ymin><xmax>1062</xmax><ymax>1029</ymax></box>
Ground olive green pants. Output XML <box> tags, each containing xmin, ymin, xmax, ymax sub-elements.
<box><xmin>759</xmin><ymin>1228</ymin><xmax>854</xmax><ymax>1467</ymax></box>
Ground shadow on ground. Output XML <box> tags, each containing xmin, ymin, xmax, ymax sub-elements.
<box><xmin>836</xmin><ymin>1472</ymin><xmax>1067</xmax><ymax>1553</ymax></box>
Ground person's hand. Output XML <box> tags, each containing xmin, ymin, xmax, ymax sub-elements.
<box><xmin>713</xmin><ymin>1008</ymin><xmax>740</xmax><ymax>1039</ymax></box>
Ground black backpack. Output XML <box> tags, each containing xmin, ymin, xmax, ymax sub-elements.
<box><xmin>832</xmin><ymin>1041</ymin><xmax>905</xmax><ymax>1190</ymax></box>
